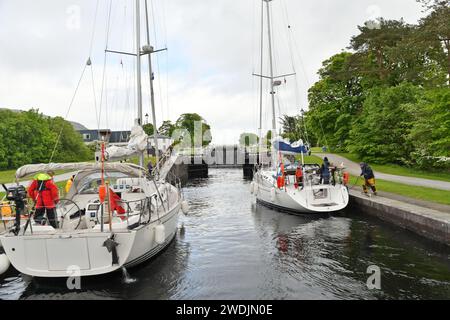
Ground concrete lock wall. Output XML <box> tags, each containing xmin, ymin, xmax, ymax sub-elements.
<box><xmin>349</xmin><ymin>190</ymin><xmax>450</xmax><ymax>246</ymax></box>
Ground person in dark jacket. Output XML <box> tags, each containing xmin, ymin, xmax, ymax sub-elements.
<box><xmin>28</xmin><ymin>173</ymin><xmax>60</xmax><ymax>228</ymax></box>
<box><xmin>320</xmin><ymin>157</ymin><xmax>331</xmax><ymax>184</ymax></box>
<box><xmin>360</xmin><ymin>162</ymin><xmax>377</xmax><ymax>195</ymax></box>
<box><xmin>147</xmin><ymin>161</ymin><xmax>154</xmax><ymax>177</ymax></box>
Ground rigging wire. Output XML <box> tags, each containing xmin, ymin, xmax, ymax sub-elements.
<box><xmin>280</xmin><ymin>0</ymin><xmax>300</xmax><ymax>110</ymax></box>
<box><xmin>49</xmin><ymin>64</ymin><xmax>88</xmax><ymax>163</ymax></box>
<box><xmin>280</xmin><ymin>0</ymin><xmax>329</xmax><ymax>148</ymax></box>
<box><xmin>90</xmin><ymin>65</ymin><xmax>100</xmax><ymax>130</ymax></box>
<box><xmin>49</xmin><ymin>0</ymin><xmax>100</xmax><ymax>162</ymax></box>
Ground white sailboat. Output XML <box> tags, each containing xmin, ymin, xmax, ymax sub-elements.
<box><xmin>251</xmin><ymin>0</ymin><xmax>349</xmax><ymax>214</ymax></box>
<box><xmin>0</xmin><ymin>0</ymin><xmax>187</xmax><ymax>278</ymax></box>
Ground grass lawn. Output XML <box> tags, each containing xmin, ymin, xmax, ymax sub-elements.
<box><xmin>336</xmin><ymin>153</ymin><xmax>450</xmax><ymax>182</ymax></box>
<box><xmin>299</xmin><ymin>154</ymin><xmax>324</xmax><ymax>164</ymax></box>
<box><xmin>311</xmin><ymin>150</ymin><xmax>450</xmax><ymax>183</ymax></box>
<box><xmin>348</xmin><ymin>174</ymin><xmax>450</xmax><ymax>206</ymax></box>
<box><xmin>0</xmin><ymin>169</ymin><xmax>70</xmax><ymax>184</ymax></box>
<box><xmin>0</xmin><ymin>169</ymin><xmax>17</xmax><ymax>184</ymax></box>
<box><xmin>296</xmin><ymin>154</ymin><xmax>450</xmax><ymax>206</ymax></box>
<box><xmin>127</xmin><ymin>156</ymin><xmax>157</xmax><ymax>166</ymax></box>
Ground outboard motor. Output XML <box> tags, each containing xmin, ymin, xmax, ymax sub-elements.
<box><xmin>2</xmin><ymin>184</ymin><xmax>27</xmax><ymax>235</ymax></box>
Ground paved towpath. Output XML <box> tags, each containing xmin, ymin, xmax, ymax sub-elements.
<box><xmin>316</xmin><ymin>153</ymin><xmax>450</xmax><ymax>191</ymax></box>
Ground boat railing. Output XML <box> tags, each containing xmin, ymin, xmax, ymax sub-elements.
<box><xmin>0</xmin><ymin>191</ymin><xmax>169</xmax><ymax>235</ymax></box>
<box><xmin>92</xmin><ymin>193</ymin><xmax>167</xmax><ymax>231</ymax></box>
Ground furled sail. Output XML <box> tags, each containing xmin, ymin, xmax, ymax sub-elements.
<box><xmin>273</xmin><ymin>137</ymin><xmax>308</xmax><ymax>155</ymax></box>
<box><xmin>105</xmin><ymin>126</ymin><xmax>148</xmax><ymax>161</ymax></box>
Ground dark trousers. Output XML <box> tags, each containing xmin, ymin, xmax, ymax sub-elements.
<box><xmin>320</xmin><ymin>175</ymin><xmax>330</xmax><ymax>185</ymax></box>
<box><xmin>35</xmin><ymin>208</ymin><xmax>58</xmax><ymax>228</ymax></box>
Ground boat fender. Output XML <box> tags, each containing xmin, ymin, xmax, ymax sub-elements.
<box><xmin>250</xmin><ymin>182</ymin><xmax>255</xmax><ymax>194</ymax></box>
<box><xmin>270</xmin><ymin>188</ymin><xmax>276</xmax><ymax>202</ymax></box>
<box><xmin>155</xmin><ymin>224</ymin><xmax>166</xmax><ymax>245</ymax></box>
<box><xmin>181</xmin><ymin>201</ymin><xmax>189</xmax><ymax>215</ymax></box>
<box><xmin>0</xmin><ymin>253</ymin><xmax>11</xmax><ymax>276</ymax></box>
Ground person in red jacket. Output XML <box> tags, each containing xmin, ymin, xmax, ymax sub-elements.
<box><xmin>28</xmin><ymin>173</ymin><xmax>60</xmax><ymax>228</ymax></box>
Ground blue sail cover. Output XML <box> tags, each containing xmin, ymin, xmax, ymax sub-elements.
<box><xmin>273</xmin><ymin>139</ymin><xmax>308</xmax><ymax>155</ymax></box>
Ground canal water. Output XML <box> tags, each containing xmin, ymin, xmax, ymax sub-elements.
<box><xmin>0</xmin><ymin>169</ymin><xmax>449</xmax><ymax>300</ymax></box>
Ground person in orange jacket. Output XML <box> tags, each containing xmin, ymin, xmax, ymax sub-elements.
<box><xmin>28</xmin><ymin>173</ymin><xmax>60</xmax><ymax>228</ymax></box>
<box><xmin>295</xmin><ymin>165</ymin><xmax>303</xmax><ymax>188</ymax></box>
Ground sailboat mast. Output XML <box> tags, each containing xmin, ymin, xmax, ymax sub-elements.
<box><xmin>144</xmin><ymin>0</ymin><xmax>160</xmax><ymax>170</ymax></box>
<box><xmin>264</xmin><ymin>0</ymin><xmax>277</xmax><ymax>168</ymax></box>
<box><xmin>265</xmin><ymin>0</ymin><xmax>276</xmax><ymax>135</ymax></box>
<box><xmin>136</xmin><ymin>0</ymin><xmax>144</xmax><ymax>167</ymax></box>
<box><xmin>258</xmin><ymin>0</ymin><xmax>264</xmax><ymax>160</ymax></box>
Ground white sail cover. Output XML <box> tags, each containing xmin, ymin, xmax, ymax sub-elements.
<box><xmin>15</xmin><ymin>162</ymin><xmax>145</xmax><ymax>180</ymax></box>
<box><xmin>105</xmin><ymin>125</ymin><xmax>148</xmax><ymax>161</ymax></box>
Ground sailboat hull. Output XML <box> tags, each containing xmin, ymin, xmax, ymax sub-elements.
<box><xmin>253</xmin><ymin>171</ymin><xmax>349</xmax><ymax>214</ymax></box>
<box><xmin>0</xmin><ymin>195</ymin><xmax>181</xmax><ymax>278</ymax></box>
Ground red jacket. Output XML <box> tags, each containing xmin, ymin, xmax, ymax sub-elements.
<box><xmin>28</xmin><ymin>180</ymin><xmax>60</xmax><ymax>209</ymax></box>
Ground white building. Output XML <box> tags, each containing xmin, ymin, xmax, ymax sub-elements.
<box><xmin>148</xmin><ymin>134</ymin><xmax>174</xmax><ymax>155</ymax></box>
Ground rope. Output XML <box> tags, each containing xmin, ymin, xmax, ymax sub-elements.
<box><xmin>349</xmin><ymin>176</ymin><xmax>361</xmax><ymax>190</ymax></box>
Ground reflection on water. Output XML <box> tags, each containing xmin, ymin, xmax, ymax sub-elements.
<box><xmin>1</xmin><ymin>169</ymin><xmax>449</xmax><ymax>300</ymax></box>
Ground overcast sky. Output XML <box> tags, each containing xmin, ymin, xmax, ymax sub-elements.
<box><xmin>0</xmin><ymin>0</ymin><xmax>425</xmax><ymax>144</ymax></box>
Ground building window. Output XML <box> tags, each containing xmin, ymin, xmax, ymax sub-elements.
<box><xmin>83</xmin><ymin>134</ymin><xmax>91</xmax><ymax>140</ymax></box>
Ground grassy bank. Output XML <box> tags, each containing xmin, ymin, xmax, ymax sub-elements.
<box><xmin>311</xmin><ymin>149</ymin><xmax>450</xmax><ymax>182</ymax></box>
<box><xmin>297</xmin><ymin>154</ymin><xmax>449</xmax><ymax>206</ymax></box>
<box><xmin>338</xmin><ymin>153</ymin><xmax>450</xmax><ymax>182</ymax></box>
<box><xmin>348</xmin><ymin>174</ymin><xmax>450</xmax><ymax>206</ymax></box>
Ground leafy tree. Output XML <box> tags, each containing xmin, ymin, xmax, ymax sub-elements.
<box><xmin>158</xmin><ymin>120</ymin><xmax>176</xmax><ymax>137</ymax></box>
<box><xmin>142</xmin><ymin>123</ymin><xmax>154</xmax><ymax>136</ymax></box>
<box><xmin>48</xmin><ymin>116</ymin><xmax>92</xmax><ymax>163</ymax></box>
<box><xmin>417</xmin><ymin>4</ymin><xmax>450</xmax><ymax>84</ymax></box>
<box><xmin>348</xmin><ymin>83</ymin><xmax>419</xmax><ymax>164</ymax></box>
<box><xmin>306</xmin><ymin>52</ymin><xmax>365</xmax><ymax>150</ymax></box>
<box><xmin>407</xmin><ymin>88</ymin><xmax>450</xmax><ymax>168</ymax></box>
<box><xmin>0</xmin><ymin>109</ymin><xmax>93</xmax><ymax>170</ymax></box>
<box><xmin>350</xmin><ymin>18</ymin><xmax>413</xmax><ymax>85</ymax></box>
<box><xmin>175</xmin><ymin>113</ymin><xmax>212</xmax><ymax>147</ymax></box>
<box><xmin>239</xmin><ymin>133</ymin><xmax>259</xmax><ymax>146</ymax></box>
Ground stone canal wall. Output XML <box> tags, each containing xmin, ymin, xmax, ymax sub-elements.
<box><xmin>349</xmin><ymin>190</ymin><xmax>450</xmax><ymax>246</ymax></box>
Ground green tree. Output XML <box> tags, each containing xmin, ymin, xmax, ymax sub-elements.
<box><xmin>408</xmin><ymin>87</ymin><xmax>450</xmax><ymax>168</ymax></box>
<box><xmin>158</xmin><ymin>120</ymin><xmax>176</xmax><ymax>137</ymax></box>
<box><xmin>142</xmin><ymin>123</ymin><xmax>154</xmax><ymax>136</ymax></box>
<box><xmin>48</xmin><ymin>116</ymin><xmax>92</xmax><ymax>163</ymax></box>
<box><xmin>306</xmin><ymin>52</ymin><xmax>365</xmax><ymax>150</ymax></box>
<box><xmin>348</xmin><ymin>83</ymin><xmax>420</xmax><ymax>164</ymax></box>
<box><xmin>175</xmin><ymin>113</ymin><xmax>212</xmax><ymax>147</ymax></box>
<box><xmin>0</xmin><ymin>109</ymin><xmax>93</xmax><ymax>170</ymax></box>
<box><xmin>239</xmin><ymin>133</ymin><xmax>259</xmax><ymax>146</ymax></box>
<box><xmin>350</xmin><ymin>18</ymin><xmax>414</xmax><ymax>85</ymax></box>
<box><xmin>418</xmin><ymin>4</ymin><xmax>450</xmax><ymax>84</ymax></box>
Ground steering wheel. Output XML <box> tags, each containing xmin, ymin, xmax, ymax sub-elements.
<box><xmin>56</xmin><ymin>199</ymin><xmax>82</xmax><ymax>230</ymax></box>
